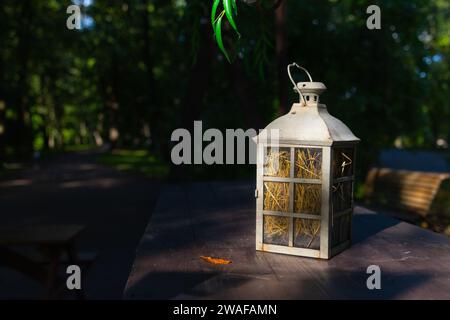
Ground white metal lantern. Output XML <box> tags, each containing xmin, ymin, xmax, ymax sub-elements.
<box><xmin>254</xmin><ymin>63</ymin><xmax>360</xmax><ymax>259</ymax></box>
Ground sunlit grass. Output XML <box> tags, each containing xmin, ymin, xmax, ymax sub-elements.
<box><xmin>0</xmin><ymin>162</ymin><xmax>24</xmax><ymax>179</ymax></box>
<box><xmin>97</xmin><ymin>149</ymin><xmax>169</xmax><ymax>180</ymax></box>
<box><xmin>63</xmin><ymin>144</ymin><xmax>96</xmax><ymax>152</ymax></box>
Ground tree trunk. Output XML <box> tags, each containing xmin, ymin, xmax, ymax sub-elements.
<box><xmin>181</xmin><ymin>34</ymin><xmax>213</xmax><ymax>127</ymax></box>
<box><xmin>142</xmin><ymin>0</ymin><xmax>161</xmax><ymax>152</ymax></box>
<box><xmin>0</xmin><ymin>42</ymin><xmax>5</xmax><ymax>161</ymax></box>
<box><xmin>14</xmin><ymin>1</ymin><xmax>34</xmax><ymax>159</ymax></box>
<box><xmin>275</xmin><ymin>0</ymin><xmax>288</xmax><ymax>115</ymax></box>
<box><xmin>229</xmin><ymin>59</ymin><xmax>264</xmax><ymax>130</ymax></box>
<box><xmin>169</xmin><ymin>6</ymin><xmax>214</xmax><ymax>179</ymax></box>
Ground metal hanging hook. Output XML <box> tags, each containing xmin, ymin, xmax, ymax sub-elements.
<box><xmin>287</xmin><ymin>63</ymin><xmax>313</xmax><ymax>106</ymax></box>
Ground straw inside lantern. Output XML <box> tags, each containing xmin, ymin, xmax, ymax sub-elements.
<box><xmin>263</xmin><ymin>147</ymin><xmax>323</xmax><ymax>248</ymax></box>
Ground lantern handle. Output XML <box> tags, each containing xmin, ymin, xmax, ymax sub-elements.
<box><xmin>287</xmin><ymin>63</ymin><xmax>313</xmax><ymax>106</ymax></box>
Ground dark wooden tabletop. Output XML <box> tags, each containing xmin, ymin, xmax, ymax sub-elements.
<box><xmin>124</xmin><ymin>182</ymin><xmax>450</xmax><ymax>300</ymax></box>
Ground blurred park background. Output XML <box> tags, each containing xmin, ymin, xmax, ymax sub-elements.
<box><xmin>0</xmin><ymin>0</ymin><xmax>449</xmax><ymax>298</ymax></box>
<box><xmin>1</xmin><ymin>0</ymin><xmax>449</xmax><ymax>178</ymax></box>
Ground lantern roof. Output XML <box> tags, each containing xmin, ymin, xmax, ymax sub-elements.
<box><xmin>255</xmin><ymin>103</ymin><xmax>360</xmax><ymax>146</ymax></box>
<box><xmin>255</xmin><ymin>63</ymin><xmax>360</xmax><ymax>146</ymax></box>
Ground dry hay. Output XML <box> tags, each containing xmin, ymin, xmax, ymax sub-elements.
<box><xmin>294</xmin><ymin>184</ymin><xmax>321</xmax><ymax>214</ymax></box>
<box><xmin>263</xmin><ymin>181</ymin><xmax>289</xmax><ymax>212</ymax></box>
<box><xmin>263</xmin><ymin>147</ymin><xmax>323</xmax><ymax>248</ymax></box>
<box><xmin>332</xmin><ymin>182</ymin><xmax>351</xmax><ymax>211</ymax></box>
<box><xmin>263</xmin><ymin>216</ymin><xmax>320</xmax><ymax>248</ymax></box>
<box><xmin>295</xmin><ymin>148</ymin><xmax>321</xmax><ymax>179</ymax></box>
<box><xmin>295</xmin><ymin>219</ymin><xmax>321</xmax><ymax>248</ymax></box>
<box><xmin>264</xmin><ymin>215</ymin><xmax>289</xmax><ymax>240</ymax></box>
<box><xmin>264</xmin><ymin>147</ymin><xmax>290</xmax><ymax>177</ymax></box>
<box><xmin>294</xmin><ymin>148</ymin><xmax>321</xmax><ymax>214</ymax></box>
<box><xmin>333</xmin><ymin>149</ymin><xmax>353</xmax><ymax>178</ymax></box>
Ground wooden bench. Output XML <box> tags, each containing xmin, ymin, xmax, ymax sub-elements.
<box><xmin>364</xmin><ymin>167</ymin><xmax>450</xmax><ymax>219</ymax></box>
<box><xmin>0</xmin><ymin>225</ymin><xmax>95</xmax><ymax>299</ymax></box>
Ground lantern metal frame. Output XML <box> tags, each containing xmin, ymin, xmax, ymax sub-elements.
<box><xmin>254</xmin><ymin>64</ymin><xmax>360</xmax><ymax>259</ymax></box>
<box><xmin>256</xmin><ymin>143</ymin><xmax>357</xmax><ymax>259</ymax></box>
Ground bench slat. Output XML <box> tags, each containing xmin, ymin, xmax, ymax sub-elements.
<box><xmin>0</xmin><ymin>225</ymin><xmax>85</xmax><ymax>245</ymax></box>
<box><xmin>365</xmin><ymin>167</ymin><xmax>450</xmax><ymax>217</ymax></box>
<box><xmin>375</xmin><ymin>188</ymin><xmax>436</xmax><ymax>200</ymax></box>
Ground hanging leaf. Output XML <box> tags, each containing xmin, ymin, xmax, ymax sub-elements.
<box><xmin>211</xmin><ymin>0</ymin><xmax>221</xmax><ymax>28</ymax></box>
<box><xmin>223</xmin><ymin>0</ymin><xmax>240</xmax><ymax>36</ymax></box>
<box><xmin>211</xmin><ymin>0</ymin><xmax>240</xmax><ymax>62</ymax></box>
<box><xmin>200</xmin><ymin>256</ymin><xmax>232</xmax><ymax>265</ymax></box>
<box><xmin>214</xmin><ymin>12</ymin><xmax>231</xmax><ymax>62</ymax></box>
<box><xmin>231</xmin><ymin>0</ymin><xmax>238</xmax><ymax>15</ymax></box>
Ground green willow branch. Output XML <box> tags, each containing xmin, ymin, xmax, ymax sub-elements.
<box><xmin>211</xmin><ymin>0</ymin><xmax>240</xmax><ymax>62</ymax></box>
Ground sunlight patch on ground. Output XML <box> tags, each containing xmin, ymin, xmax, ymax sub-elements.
<box><xmin>0</xmin><ymin>179</ymin><xmax>33</xmax><ymax>187</ymax></box>
<box><xmin>59</xmin><ymin>178</ymin><xmax>123</xmax><ymax>189</ymax></box>
<box><xmin>97</xmin><ymin>149</ymin><xmax>169</xmax><ymax>180</ymax></box>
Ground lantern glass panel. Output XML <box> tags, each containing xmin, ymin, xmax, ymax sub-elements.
<box><xmin>295</xmin><ymin>148</ymin><xmax>322</xmax><ymax>179</ymax></box>
<box><xmin>333</xmin><ymin>148</ymin><xmax>354</xmax><ymax>178</ymax></box>
<box><xmin>294</xmin><ymin>183</ymin><xmax>321</xmax><ymax>214</ymax></box>
<box><xmin>264</xmin><ymin>215</ymin><xmax>289</xmax><ymax>245</ymax></box>
<box><xmin>331</xmin><ymin>214</ymin><xmax>351</xmax><ymax>247</ymax></box>
<box><xmin>294</xmin><ymin>218</ymin><xmax>320</xmax><ymax>249</ymax></box>
<box><xmin>332</xmin><ymin>181</ymin><xmax>353</xmax><ymax>212</ymax></box>
<box><xmin>264</xmin><ymin>147</ymin><xmax>291</xmax><ymax>177</ymax></box>
<box><xmin>263</xmin><ymin>181</ymin><xmax>290</xmax><ymax>212</ymax></box>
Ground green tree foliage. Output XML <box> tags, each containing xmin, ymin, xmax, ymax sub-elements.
<box><xmin>0</xmin><ymin>0</ymin><xmax>448</xmax><ymax>180</ymax></box>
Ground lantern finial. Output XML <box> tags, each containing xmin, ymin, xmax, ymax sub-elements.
<box><xmin>287</xmin><ymin>63</ymin><xmax>326</xmax><ymax>106</ymax></box>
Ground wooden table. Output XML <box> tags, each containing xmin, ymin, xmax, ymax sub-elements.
<box><xmin>124</xmin><ymin>182</ymin><xmax>450</xmax><ymax>299</ymax></box>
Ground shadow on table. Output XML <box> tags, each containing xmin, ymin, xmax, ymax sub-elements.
<box><xmin>317</xmin><ymin>269</ymin><xmax>433</xmax><ymax>299</ymax></box>
<box><xmin>124</xmin><ymin>268</ymin><xmax>434</xmax><ymax>299</ymax></box>
<box><xmin>124</xmin><ymin>271</ymin><xmax>221</xmax><ymax>299</ymax></box>
<box><xmin>352</xmin><ymin>209</ymin><xmax>400</xmax><ymax>245</ymax></box>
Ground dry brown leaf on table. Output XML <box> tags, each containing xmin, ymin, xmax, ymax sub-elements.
<box><xmin>200</xmin><ymin>256</ymin><xmax>232</xmax><ymax>265</ymax></box>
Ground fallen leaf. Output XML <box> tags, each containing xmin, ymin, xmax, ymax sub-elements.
<box><xmin>200</xmin><ymin>256</ymin><xmax>232</xmax><ymax>265</ymax></box>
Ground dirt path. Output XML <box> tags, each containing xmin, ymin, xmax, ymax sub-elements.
<box><xmin>0</xmin><ymin>149</ymin><xmax>162</xmax><ymax>299</ymax></box>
